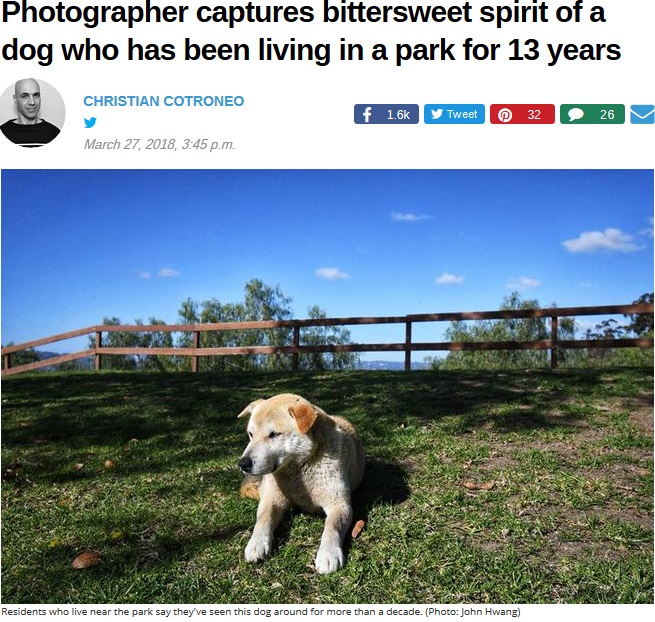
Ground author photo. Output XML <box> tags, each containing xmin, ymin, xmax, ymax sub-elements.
<box><xmin>1</xmin><ymin>78</ymin><xmax>65</xmax><ymax>147</ymax></box>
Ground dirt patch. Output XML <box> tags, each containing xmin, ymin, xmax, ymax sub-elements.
<box><xmin>629</xmin><ymin>394</ymin><xmax>654</xmax><ymax>435</ymax></box>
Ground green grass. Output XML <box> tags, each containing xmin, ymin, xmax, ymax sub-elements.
<box><xmin>1</xmin><ymin>368</ymin><xmax>653</xmax><ymax>603</ymax></box>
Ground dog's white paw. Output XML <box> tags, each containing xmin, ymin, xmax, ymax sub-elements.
<box><xmin>314</xmin><ymin>545</ymin><xmax>345</xmax><ymax>574</ymax></box>
<box><xmin>245</xmin><ymin>534</ymin><xmax>272</xmax><ymax>563</ymax></box>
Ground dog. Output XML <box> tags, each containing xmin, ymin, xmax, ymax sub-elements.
<box><xmin>237</xmin><ymin>393</ymin><xmax>365</xmax><ymax>574</ymax></box>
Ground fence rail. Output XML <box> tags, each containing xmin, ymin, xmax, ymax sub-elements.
<box><xmin>2</xmin><ymin>303</ymin><xmax>653</xmax><ymax>376</ymax></box>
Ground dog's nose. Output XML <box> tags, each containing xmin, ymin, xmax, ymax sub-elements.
<box><xmin>238</xmin><ymin>456</ymin><xmax>253</xmax><ymax>473</ymax></box>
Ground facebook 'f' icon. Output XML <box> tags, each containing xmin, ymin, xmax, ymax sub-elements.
<box><xmin>354</xmin><ymin>105</ymin><xmax>376</xmax><ymax>124</ymax></box>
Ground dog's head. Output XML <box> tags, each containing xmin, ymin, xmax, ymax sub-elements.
<box><xmin>237</xmin><ymin>394</ymin><xmax>319</xmax><ymax>476</ymax></box>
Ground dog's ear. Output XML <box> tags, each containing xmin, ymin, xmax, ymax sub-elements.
<box><xmin>288</xmin><ymin>403</ymin><xmax>318</xmax><ymax>434</ymax></box>
<box><xmin>237</xmin><ymin>399</ymin><xmax>264</xmax><ymax>419</ymax></box>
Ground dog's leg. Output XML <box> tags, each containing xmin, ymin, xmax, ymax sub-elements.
<box><xmin>245</xmin><ymin>492</ymin><xmax>289</xmax><ymax>563</ymax></box>
<box><xmin>314</xmin><ymin>501</ymin><xmax>352</xmax><ymax>574</ymax></box>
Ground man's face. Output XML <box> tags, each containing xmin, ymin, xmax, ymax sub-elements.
<box><xmin>14</xmin><ymin>80</ymin><xmax>41</xmax><ymax>122</ymax></box>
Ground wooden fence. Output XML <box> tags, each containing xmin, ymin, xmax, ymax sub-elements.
<box><xmin>2</xmin><ymin>303</ymin><xmax>653</xmax><ymax>376</ymax></box>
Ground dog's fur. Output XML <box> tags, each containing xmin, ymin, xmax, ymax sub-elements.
<box><xmin>237</xmin><ymin>393</ymin><xmax>365</xmax><ymax>574</ymax></box>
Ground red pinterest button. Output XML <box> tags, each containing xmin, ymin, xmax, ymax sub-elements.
<box><xmin>490</xmin><ymin>104</ymin><xmax>555</xmax><ymax>124</ymax></box>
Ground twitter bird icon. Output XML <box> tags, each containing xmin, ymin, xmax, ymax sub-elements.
<box><xmin>84</xmin><ymin>117</ymin><xmax>96</xmax><ymax>128</ymax></box>
<box><xmin>431</xmin><ymin>109</ymin><xmax>444</xmax><ymax>120</ymax></box>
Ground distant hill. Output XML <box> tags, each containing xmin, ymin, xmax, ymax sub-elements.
<box><xmin>357</xmin><ymin>360</ymin><xmax>429</xmax><ymax>371</ymax></box>
<box><xmin>35</xmin><ymin>350</ymin><xmax>93</xmax><ymax>370</ymax></box>
<box><xmin>33</xmin><ymin>352</ymin><xmax>426</xmax><ymax>372</ymax></box>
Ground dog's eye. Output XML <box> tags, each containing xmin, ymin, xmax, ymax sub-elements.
<box><xmin>248</xmin><ymin>431</ymin><xmax>253</xmax><ymax>439</ymax></box>
<box><xmin>268</xmin><ymin>431</ymin><xmax>280</xmax><ymax>439</ymax></box>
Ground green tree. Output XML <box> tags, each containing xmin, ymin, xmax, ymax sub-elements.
<box><xmin>299</xmin><ymin>306</ymin><xmax>360</xmax><ymax>370</ymax></box>
<box><xmin>176</xmin><ymin>279</ymin><xmax>358</xmax><ymax>371</ymax></box>
<box><xmin>176</xmin><ymin>280</ymin><xmax>294</xmax><ymax>371</ymax></box>
<box><xmin>582</xmin><ymin>293</ymin><xmax>653</xmax><ymax>366</ymax></box>
<box><xmin>243</xmin><ymin>279</ymin><xmax>294</xmax><ymax>370</ymax></box>
<box><xmin>431</xmin><ymin>292</ymin><xmax>576</xmax><ymax>370</ymax></box>
<box><xmin>90</xmin><ymin>317</ymin><xmax>174</xmax><ymax>370</ymax></box>
<box><xmin>624</xmin><ymin>293</ymin><xmax>654</xmax><ymax>336</ymax></box>
<box><xmin>86</xmin><ymin>279</ymin><xmax>358</xmax><ymax>372</ymax></box>
<box><xmin>2</xmin><ymin>343</ymin><xmax>39</xmax><ymax>369</ymax></box>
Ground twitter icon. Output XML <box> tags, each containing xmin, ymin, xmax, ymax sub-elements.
<box><xmin>84</xmin><ymin>117</ymin><xmax>96</xmax><ymax>128</ymax></box>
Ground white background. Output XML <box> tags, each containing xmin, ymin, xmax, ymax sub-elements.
<box><xmin>0</xmin><ymin>0</ymin><xmax>653</xmax><ymax>168</ymax></box>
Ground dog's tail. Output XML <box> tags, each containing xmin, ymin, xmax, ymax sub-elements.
<box><xmin>239</xmin><ymin>475</ymin><xmax>261</xmax><ymax>500</ymax></box>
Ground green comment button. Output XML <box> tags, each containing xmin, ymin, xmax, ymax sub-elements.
<box><xmin>560</xmin><ymin>104</ymin><xmax>625</xmax><ymax>124</ymax></box>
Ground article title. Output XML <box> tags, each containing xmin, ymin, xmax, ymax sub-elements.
<box><xmin>2</xmin><ymin>0</ymin><xmax>621</xmax><ymax>67</ymax></box>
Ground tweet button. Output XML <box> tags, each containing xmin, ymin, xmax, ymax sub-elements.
<box><xmin>424</xmin><ymin>105</ymin><xmax>485</xmax><ymax>124</ymax></box>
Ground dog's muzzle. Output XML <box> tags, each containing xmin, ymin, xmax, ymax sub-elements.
<box><xmin>238</xmin><ymin>456</ymin><xmax>254</xmax><ymax>474</ymax></box>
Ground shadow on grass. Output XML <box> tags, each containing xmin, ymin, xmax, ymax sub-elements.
<box><xmin>347</xmin><ymin>456</ymin><xmax>410</xmax><ymax>550</ymax></box>
<box><xmin>2</xmin><ymin>368</ymin><xmax>651</xmax><ymax>483</ymax></box>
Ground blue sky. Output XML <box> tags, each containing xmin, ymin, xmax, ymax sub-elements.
<box><xmin>1</xmin><ymin>169</ymin><xmax>653</xmax><ymax>359</ymax></box>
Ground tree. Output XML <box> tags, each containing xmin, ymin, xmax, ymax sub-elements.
<box><xmin>83</xmin><ymin>279</ymin><xmax>358</xmax><ymax>372</ymax></box>
<box><xmin>583</xmin><ymin>292</ymin><xmax>653</xmax><ymax>366</ymax></box>
<box><xmin>2</xmin><ymin>343</ymin><xmax>38</xmax><ymax>368</ymax></box>
<box><xmin>430</xmin><ymin>292</ymin><xmax>576</xmax><ymax>370</ymax></box>
<box><xmin>299</xmin><ymin>306</ymin><xmax>360</xmax><ymax>371</ymax></box>
<box><xmin>90</xmin><ymin>317</ymin><xmax>174</xmax><ymax>370</ymax></box>
<box><xmin>176</xmin><ymin>279</ymin><xmax>294</xmax><ymax>371</ymax></box>
<box><xmin>624</xmin><ymin>293</ymin><xmax>654</xmax><ymax>336</ymax></box>
<box><xmin>242</xmin><ymin>279</ymin><xmax>294</xmax><ymax>370</ymax></box>
<box><xmin>176</xmin><ymin>279</ymin><xmax>358</xmax><ymax>371</ymax></box>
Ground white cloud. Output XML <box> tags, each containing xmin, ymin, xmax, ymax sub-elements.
<box><xmin>391</xmin><ymin>212</ymin><xmax>430</xmax><ymax>222</ymax></box>
<box><xmin>639</xmin><ymin>217</ymin><xmax>654</xmax><ymax>238</ymax></box>
<box><xmin>135</xmin><ymin>268</ymin><xmax>181</xmax><ymax>279</ymax></box>
<box><xmin>157</xmin><ymin>268</ymin><xmax>182</xmax><ymax>279</ymax></box>
<box><xmin>158</xmin><ymin>268</ymin><xmax>181</xmax><ymax>278</ymax></box>
<box><xmin>562</xmin><ymin>228</ymin><xmax>641</xmax><ymax>253</ymax></box>
<box><xmin>436</xmin><ymin>273</ymin><xmax>464</xmax><ymax>285</ymax></box>
<box><xmin>507</xmin><ymin>277</ymin><xmax>542</xmax><ymax>289</ymax></box>
<box><xmin>315</xmin><ymin>267</ymin><xmax>350</xmax><ymax>280</ymax></box>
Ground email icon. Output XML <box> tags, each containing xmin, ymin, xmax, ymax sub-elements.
<box><xmin>630</xmin><ymin>105</ymin><xmax>655</xmax><ymax>124</ymax></box>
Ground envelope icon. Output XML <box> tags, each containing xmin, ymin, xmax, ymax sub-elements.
<box><xmin>630</xmin><ymin>105</ymin><xmax>655</xmax><ymax>124</ymax></box>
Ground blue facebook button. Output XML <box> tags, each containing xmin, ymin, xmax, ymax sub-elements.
<box><xmin>354</xmin><ymin>104</ymin><xmax>419</xmax><ymax>124</ymax></box>
<box><xmin>424</xmin><ymin>104</ymin><xmax>485</xmax><ymax>124</ymax></box>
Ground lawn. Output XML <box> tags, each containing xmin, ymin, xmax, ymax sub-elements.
<box><xmin>1</xmin><ymin>368</ymin><xmax>653</xmax><ymax>604</ymax></box>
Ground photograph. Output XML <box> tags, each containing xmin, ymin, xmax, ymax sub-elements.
<box><xmin>1</xmin><ymin>168</ymin><xmax>653</xmax><ymax>604</ymax></box>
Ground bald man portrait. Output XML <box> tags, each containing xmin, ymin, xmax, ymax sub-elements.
<box><xmin>1</xmin><ymin>78</ymin><xmax>61</xmax><ymax>147</ymax></box>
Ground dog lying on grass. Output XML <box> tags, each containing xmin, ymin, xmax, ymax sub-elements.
<box><xmin>237</xmin><ymin>393</ymin><xmax>365</xmax><ymax>574</ymax></box>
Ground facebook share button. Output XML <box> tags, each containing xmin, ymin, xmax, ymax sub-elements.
<box><xmin>354</xmin><ymin>104</ymin><xmax>419</xmax><ymax>124</ymax></box>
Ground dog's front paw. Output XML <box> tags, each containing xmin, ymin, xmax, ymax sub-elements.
<box><xmin>314</xmin><ymin>545</ymin><xmax>345</xmax><ymax>574</ymax></box>
<box><xmin>245</xmin><ymin>534</ymin><xmax>272</xmax><ymax>563</ymax></box>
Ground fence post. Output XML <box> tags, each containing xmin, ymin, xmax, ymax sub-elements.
<box><xmin>191</xmin><ymin>330</ymin><xmax>200</xmax><ymax>372</ymax></box>
<box><xmin>550</xmin><ymin>315</ymin><xmax>559</xmax><ymax>369</ymax></box>
<box><xmin>94</xmin><ymin>330</ymin><xmax>102</xmax><ymax>371</ymax></box>
<box><xmin>3</xmin><ymin>353</ymin><xmax>10</xmax><ymax>372</ymax></box>
<box><xmin>292</xmin><ymin>326</ymin><xmax>300</xmax><ymax>371</ymax></box>
<box><xmin>405</xmin><ymin>321</ymin><xmax>412</xmax><ymax>371</ymax></box>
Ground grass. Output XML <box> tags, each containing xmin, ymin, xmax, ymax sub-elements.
<box><xmin>1</xmin><ymin>368</ymin><xmax>653</xmax><ymax>604</ymax></box>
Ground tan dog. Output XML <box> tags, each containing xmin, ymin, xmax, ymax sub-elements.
<box><xmin>237</xmin><ymin>393</ymin><xmax>365</xmax><ymax>574</ymax></box>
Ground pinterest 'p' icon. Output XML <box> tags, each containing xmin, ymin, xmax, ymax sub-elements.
<box><xmin>498</xmin><ymin>108</ymin><xmax>512</xmax><ymax>123</ymax></box>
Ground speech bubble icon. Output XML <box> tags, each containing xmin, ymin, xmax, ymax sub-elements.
<box><xmin>568</xmin><ymin>107</ymin><xmax>584</xmax><ymax>122</ymax></box>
